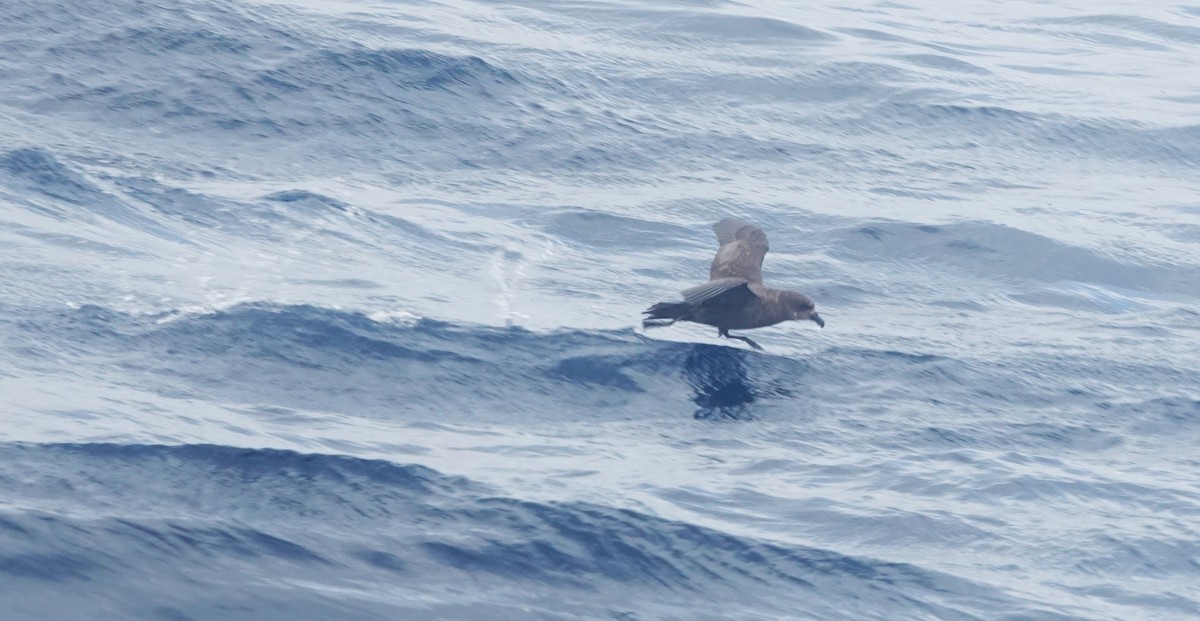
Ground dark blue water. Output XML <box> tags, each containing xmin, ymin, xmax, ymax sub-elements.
<box><xmin>1</xmin><ymin>1</ymin><xmax>1198</xmax><ymax>619</ymax></box>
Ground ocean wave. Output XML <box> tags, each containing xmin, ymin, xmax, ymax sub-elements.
<box><xmin>266</xmin><ymin>48</ymin><xmax>520</xmax><ymax>94</ymax></box>
<box><xmin>860</xmin><ymin>102</ymin><xmax>1200</xmax><ymax>168</ymax></box>
<box><xmin>0</xmin><ymin>148</ymin><xmax>190</xmax><ymax>244</ymax></box>
<box><xmin>1030</xmin><ymin>14</ymin><xmax>1200</xmax><ymax>47</ymax></box>
<box><xmin>0</xmin><ymin>442</ymin><xmax>1023</xmax><ymax>619</ymax></box>
<box><xmin>10</xmin><ymin>301</ymin><xmax>1176</xmax><ymax>428</ymax></box>
<box><xmin>641</xmin><ymin>11</ymin><xmax>838</xmax><ymax>44</ymax></box>
<box><xmin>833</xmin><ymin>219</ymin><xmax>1200</xmax><ymax>298</ymax></box>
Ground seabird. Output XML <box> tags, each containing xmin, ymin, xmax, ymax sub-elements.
<box><xmin>642</xmin><ymin>218</ymin><xmax>824</xmax><ymax>350</ymax></box>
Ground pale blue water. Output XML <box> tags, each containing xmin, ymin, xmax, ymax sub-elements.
<box><xmin>1</xmin><ymin>1</ymin><xmax>1198</xmax><ymax>619</ymax></box>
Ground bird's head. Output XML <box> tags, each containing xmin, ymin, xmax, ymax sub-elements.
<box><xmin>780</xmin><ymin>291</ymin><xmax>824</xmax><ymax>328</ymax></box>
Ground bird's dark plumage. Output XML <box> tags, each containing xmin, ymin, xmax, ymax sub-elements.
<box><xmin>643</xmin><ymin>218</ymin><xmax>824</xmax><ymax>350</ymax></box>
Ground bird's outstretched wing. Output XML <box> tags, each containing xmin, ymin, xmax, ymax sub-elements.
<box><xmin>710</xmin><ymin>218</ymin><xmax>769</xmax><ymax>282</ymax></box>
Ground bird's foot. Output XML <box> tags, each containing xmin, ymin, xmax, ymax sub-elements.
<box><xmin>718</xmin><ymin>329</ymin><xmax>764</xmax><ymax>351</ymax></box>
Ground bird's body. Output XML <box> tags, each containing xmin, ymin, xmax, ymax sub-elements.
<box><xmin>643</xmin><ymin>218</ymin><xmax>823</xmax><ymax>350</ymax></box>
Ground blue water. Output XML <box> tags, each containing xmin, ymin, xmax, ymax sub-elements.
<box><xmin>2</xmin><ymin>0</ymin><xmax>1198</xmax><ymax>619</ymax></box>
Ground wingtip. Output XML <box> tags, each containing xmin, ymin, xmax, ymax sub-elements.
<box><xmin>713</xmin><ymin>217</ymin><xmax>757</xmax><ymax>244</ymax></box>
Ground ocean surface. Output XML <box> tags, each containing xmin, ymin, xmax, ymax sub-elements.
<box><xmin>1</xmin><ymin>0</ymin><xmax>1198</xmax><ymax>619</ymax></box>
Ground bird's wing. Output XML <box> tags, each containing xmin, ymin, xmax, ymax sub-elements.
<box><xmin>710</xmin><ymin>218</ymin><xmax>769</xmax><ymax>282</ymax></box>
<box><xmin>681</xmin><ymin>277</ymin><xmax>752</xmax><ymax>305</ymax></box>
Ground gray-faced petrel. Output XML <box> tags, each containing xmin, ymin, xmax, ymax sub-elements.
<box><xmin>642</xmin><ymin>218</ymin><xmax>824</xmax><ymax>350</ymax></box>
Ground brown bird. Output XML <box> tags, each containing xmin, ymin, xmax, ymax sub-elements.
<box><xmin>643</xmin><ymin>218</ymin><xmax>824</xmax><ymax>350</ymax></box>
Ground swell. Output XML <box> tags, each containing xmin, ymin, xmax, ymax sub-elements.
<box><xmin>0</xmin><ymin>442</ymin><xmax>1012</xmax><ymax>619</ymax></box>
<box><xmin>0</xmin><ymin>148</ymin><xmax>492</xmax><ymax>263</ymax></box>
<box><xmin>0</xmin><ymin>0</ymin><xmax>547</xmax><ymax>173</ymax></box>
<box><xmin>5</xmin><ymin>300</ymin><xmax>1187</xmax><ymax>442</ymax></box>
<box><xmin>833</xmin><ymin>219</ymin><xmax>1200</xmax><ymax>299</ymax></box>
<box><xmin>0</xmin><ymin>148</ymin><xmax>189</xmax><ymax>244</ymax></box>
<box><xmin>3</xmin><ymin>0</ymin><xmax>1195</xmax><ymax>189</ymax></box>
<box><xmin>858</xmin><ymin>102</ymin><xmax>1200</xmax><ymax>169</ymax></box>
<box><xmin>0</xmin><ymin>302</ymin><xmax>1037</xmax><ymax>422</ymax></box>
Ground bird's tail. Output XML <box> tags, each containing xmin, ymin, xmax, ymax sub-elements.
<box><xmin>642</xmin><ymin>301</ymin><xmax>691</xmax><ymax>328</ymax></box>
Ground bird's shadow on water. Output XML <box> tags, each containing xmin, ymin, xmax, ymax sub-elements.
<box><xmin>683</xmin><ymin>344</ymin><xmax>758</xmax><ymax>421</ymax></box>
